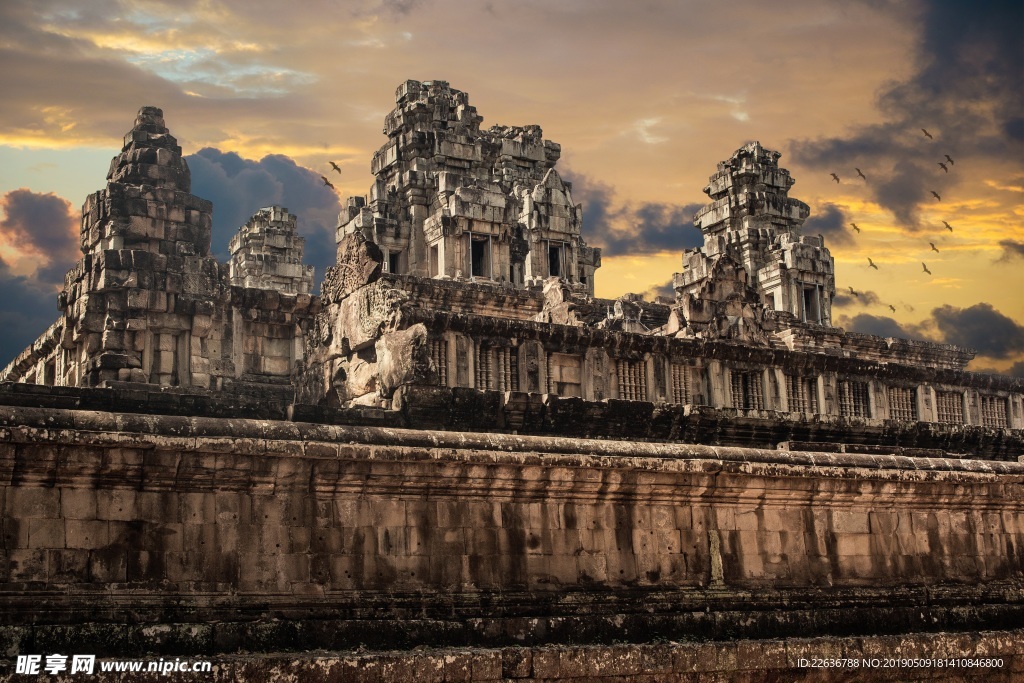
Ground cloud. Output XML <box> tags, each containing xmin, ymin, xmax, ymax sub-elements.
<box><xmin>0</xmin><ymin>188</ymin><xmax>79</xmax><ymax>287</ymax></box>
<box><xmin>833</xmin><ymin>289</ymin><xmax>882</xmax><ymax>308</ymax></box>
<box><xmin>643</xmin><ymin>279</ymin><xmax>675</xmax><ymax>301</ymax></box>
<box><xmin>836</xmin><ymin>313</ymin><xmax>916</xmax><ymax>339</ymax></box>
<box><xmin>0</xmin><ymin>256</ymin><xmax>61</xmax><ymax>368</ymax></box>
<box><xmin>1004</xmin><ymin>361</ymin><xmax>1024</xmax><ymax>378</ymax></box>
<box><xmin>565</xmin><ymin>172</ymin><xmax>704</xmax><ymax>257</ymax></box>
<box><xmin>930</xmin><ymin>302</ymin><xmax>1024</xmax><ymax>359</ymax></box>
<box><xmin>997</xmin><ymin>239</ymin><xmax>1024</xmax><ymax>261</ymax></box>
<box><xmin>802</xmin><ymin>202</ymin><xmax>853</xmax><ymax>247</ymax></box>
<box><xmin>790</xmin><ymin>0</ymin><xmax>1024</xmax><ymax>229</ymax></box>
<box><xmin>837</xmin><ymin>301</ymin><xmax>1024</xmax><ymax>367</ymax></box>
<box><xmin>186</xmin><ymin>148</ymin><xmax>341</xmax><ymax>281</ymax></box>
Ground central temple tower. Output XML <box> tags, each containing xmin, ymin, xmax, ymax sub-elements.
<box><xmin>337</xmin><ymin>80</ymin><xmax>601</xmax><ymax>295</ymax></box>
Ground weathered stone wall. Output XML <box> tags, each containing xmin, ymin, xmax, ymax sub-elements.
<box><xmin>1</xmin><ymin>405</ymin><xmax>1021</xmax><ymax>657</ymax></box>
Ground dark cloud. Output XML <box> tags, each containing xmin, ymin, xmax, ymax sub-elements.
<box><xmin>643</xmin><ymin>279</ymin><xmax>675</xmax><ymax>301</ymax></box>
<box><xmin>833</xmin><ymin>289</ymin><xmax>882</xmax><ymax>308</ymax></box>
<box><xmin>186</xmin><ymin>148</ymin><xmax>341</xmax><ymax>282</ymax></box>
<box><xmin>997</xmin><ymin>239</ymin><xmax>1024</xmax><ymax>261</ymax></box>
<box><xmin>0</xmin><ymin>256</ymin><xmax>61</xmax><ymax>368</ymax></box>
<box><xmin>802</xmin><ymin>202</ymin><xmax>853</xmax><ymax>247</ymax></box>
<box><xmin>930</xmin><ymin>302</ymin><xmax>1024</xmax><ymax>359</ymax></box>
<box><xmin>836</xmin><ymin>313</ymin><xmax>917</xmax><ymax>339</ymax></box>
<box><xmin>1004</xmin><ymin>361</ymin><xmax>1024</xmax><ymax>378</ymax></box>
<box><xmin>791</xmin><ymin>0</ymin><xmax>1024</xmax><ymax>229</ymax></box>
<box><xmin>565</xmin><ymin>172</ymin><xmax>704</xmax><ymax>257</ymax></box>
<box><xmin>0</xmin><ymin>189</ymin><xmax>79</xmax><ymax>287</ymax></box>
<box><xmin>381</xmin><ymin>0</ymin><xmax>423</xmax><ymax>15</ymax></box>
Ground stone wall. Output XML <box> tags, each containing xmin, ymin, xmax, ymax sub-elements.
<box><xmin>1</xmin><ymin>404</ymin><xmax>1021</xmax><ymax>657</ymax></box>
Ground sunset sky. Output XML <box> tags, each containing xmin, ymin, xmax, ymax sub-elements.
<box><xmin>1</xmin><ymin>0</ymin><xmax>1022</xmax><ymax>373</ymax></box>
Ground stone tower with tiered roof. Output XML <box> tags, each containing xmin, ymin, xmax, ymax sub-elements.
<box><xmin>676</xmin><ymin>141</ymin><xmax>835</xmax><ymax>327</ymax></box>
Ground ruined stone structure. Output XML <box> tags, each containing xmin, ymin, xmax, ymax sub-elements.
<box><xmin>0</xmin><ymin>83</ymin><xmax>1022</xmax><ymax>678</ymax></box>
<box><xmin>302</xmin><ymin>83</ymin><xmax>1023</xmax><ymax>449</ymax></box>
<box><xmin>0</xmin><ymin>107</ymin><xmax>319</xmax><ymax>397</ymax></box>
<box><xmin>339</xmin><ymin>80</ymin><xmax>600</xmax><ymax>293</ymax></box>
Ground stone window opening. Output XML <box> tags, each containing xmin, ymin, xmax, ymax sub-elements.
<box><xmin>800</xmin><ymin>283</ymin><xmax>822</xmax><ymax>324</ymax></box>
<box><xmin>388</xmin><ymin>250</ymin><xmax>402</xmax><ymax>275</ymax></box>
<box><xmin>786</xmin><ymin>375</ymin><xmax>818</xmax><ymax>414</ymax></box>
<box><xmin>838</xmin><ymin>379</ymin><xmax>871</xmax><ymax>418</ymax></box>
<box><xmin>980</xmin><ymin>395</ymin><xmax>1008</xmax><ymax>428</ymax></box>
<box><xmin>887</xmin><ymin>386</ymin><xmax>918</xmax><ymax>421</ymax></box>
<box><xmin>429</xmin><ymin>338</ymin><xmax>448</xmax><ymax>385</ymax></box>
<box><xmin>730</xmin><ymin>370</ymin><xmax>764</xmax><ymax>410</ymax></box>
<box><xmin>471</xmin><ymin>236</ymin><xmax>490</xmax><ymax>278</ymax></box>
<box><xmin>670</xmin><ymin>363</ymin><xmax>691</xmax><ymax>405</ymax></box>
<box><xmin>548</xmin><ymin>242</ymin><xmax>564</xmax><ymax>278</ymax></box>
<box><xmin>495</xmin><ymin>346</ymin><xmax>519</xmax><ymax>392</ymax></box>
<box><xmin>936</xmin><ymin>390</ymin><xmax>964</xmax><ymax>424</ymax></box>
<box><xmin>429</xmin><ymin>244</ymin><xmax>439</xmax><ymax>277</ymax></box>
<box><xmin>616</xmin><ymin>359</ymin><xmax>647</xmax><ymax>402</ymax></box>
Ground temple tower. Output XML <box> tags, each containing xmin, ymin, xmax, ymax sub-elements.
<box><xmin>60</xmin><ymin>106</ymin><xmax>227</xmax><ymax>387</ymax></box>
<box><xmin>676</xmin><ymin>141</ymin><xmax>835</xmax><ymax>325</ymax></box>
<box><xmin>337</xmin><ymin>80</ymin><xmax>601</xmax><ymax>294</ymax></box>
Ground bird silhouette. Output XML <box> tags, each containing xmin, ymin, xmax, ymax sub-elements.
<box><xmin>848</xmin><ymin>286</ymin><xmax>859</xmax><ymax>297</ymax></box>
<box><xmin>938</xmin><ymin>162</ymin><xmax>949</xmax><ymax>173</ymax></box>
<box><xmin>930</xmin><ymin>242</ymin><xmax>940</xmax><ymax>252</ymax></box>
<box><xmin>942</xmin><ymin>221</ymin><xmax>953</xmax><ymax>232</ymax></box>
<box><xmin>944</xmin><ymin>154</ymin><xmax>954</xmax><ymax>165</ymax></box>
<box><xmin>888</xmin><ymin>304</ymin><xmax>897</xmax><ymax>313</ymax></box>
<box><xmin>922</xmin><ymin>262</ymin><xmax>932</xmax><ymax>275</ymax></box>
<box><xmin>329</xmin><ymin>161</ymin><xmax>342</xmax><ymax>173</ymax></box>
<box><xmin>321</xmin><ymin>175</ymin><xmax>335</xmax><ymax>189</ymax></box>
<box><xmin>931</xmin><ymin>190</ymin><xmax>942</xmax><ymax>201</ymax></box>
<box><xmin>830</xmin><ymin>173</ymin><xmax>840</xmax><ymax>183</ymax></box>
<box><xmin>868</xmin><ymin>257</ymin><xmax>878</xmax><ymax>270</ymax></box>
<box><xmin>922</xmin><ymin>128</ymin><xmax>933</xmax><ymax>139</ymax></box>
<box><xmin>855</xmin><ymin>168</ymin><xmax>867</xmax><ymax>180</ymax></box>
<box><xmin>850</xmin><ymin>222</ymin><xmax>861</xmax><ymax>233</ymax></box>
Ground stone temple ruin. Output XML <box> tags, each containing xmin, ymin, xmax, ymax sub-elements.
<box><xmin>0</xmin><ymin>81</ymin><xmax>1022</xmax><ymax>677</ymax></box>
<box><xmin>4</xmin><ymin>81</ymin><xmax>1022</xmax><ymax>448</ymax></box>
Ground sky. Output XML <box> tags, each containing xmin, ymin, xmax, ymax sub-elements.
<box><xmin>0</xmin><ymin>0</ymin><xmax>1022</xmax><ymax>374</ymax></box>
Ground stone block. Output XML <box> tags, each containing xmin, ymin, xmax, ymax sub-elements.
<box><xmin>60</xmin><ymin>489</ymin><xmax>97</xmax><ymax>520</ymax></box>
<box><xmin>8</xmin><ymin>488</ymin><xmax>60</xmax><ymax>519</ymax></box>
<box><xmin>65</xmin><ymin>520</ymin><xmax>109</xmax><ymax>549</ymax></box>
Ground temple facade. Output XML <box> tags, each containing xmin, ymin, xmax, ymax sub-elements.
<box><xmin>2</xmin><ymin>83</ymin><xmax>1023</xmax><ymax>450</ymax></box>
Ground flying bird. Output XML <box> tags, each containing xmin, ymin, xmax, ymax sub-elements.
<box><xmin>850</xmin><ymin>222</ymin><xmax>861</xmax><ymax>233</ymax></box>
<box><xmin>944</xmin><ymin>154</ymin><xmax>954</xmax><ymax>165</ymax></box>
<box><xmin>930</xmin><ymin>190</ymin><xmax>941</xmax><ymax>201</ymax></box>
<box><xmin>320</xmin><ymin>175</ymin><xmax>335</xmax><ymax>189</ymax></box>
<box><xmin>868</xmin><ymin>257</ymin><xmax>878</xmax><ymax>270</ymax></box>
<box><xmin>942</xmin><ymin>221</ymin><xmax>953</xmax><ymax>232</ymax></box>
<box><xmin>830</xmin><ymin>173</ymin><xmax>840</xmax><ymax>183</ymax></box>
<box><xmin>938</xmin><ymin>162</ymin><xmax>949</xmax><ymax>173</ymax></box>
<box><xmin>848</xmin><ymin>286</ymin><xmax>859</xmax><ymax>298</ymax></box>
<box><xmin>922</xmin><ymin>262</ymin><xmax>932</xmax><ymax>275</ymax></box>
<box><xmin>329</xmin><ymin>161</ymin><xmax>342</xmax><ymax>173</ymax></box>
<box><xmin>855</xmin><ymin>168</ymin><xmax>867</xmax><ymax>180</ymax></box>
<box><xmin>922</xmin><ymin>128</ymin><xmax>933</xmax><ymax>139</ymax></box>
<box><xmin>888</xmin><ymin>304</ymin><xmax>897</xmax><ymax>313</ymax></box>
<box><xmin>930</xmin><ymin>242</ymin><xmax>940</xmax><ymax>252</ymax></box>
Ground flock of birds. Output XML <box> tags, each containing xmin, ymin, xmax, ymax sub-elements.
<box><xmin>833</xmin><ymin>127</ymin><xmax>958</xmax><ymax>313</ymax></box>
